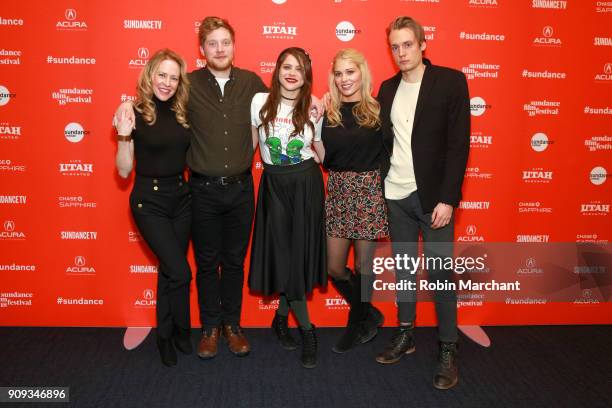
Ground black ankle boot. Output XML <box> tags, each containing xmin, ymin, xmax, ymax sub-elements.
<box><xmin>433</xmin><ymin>342</ymin><xmax>458</xmax><ymax>390</ymax></box>
<box><xmin>299</xmin><ymin>325</ymin><xmax>317</xmax><ymax>369</ymax></box>
<box><xmin>331</xmin><ymin>274</ymin><xmax>365</xmax><ymax>353</ymax></box>
<box><xmin>157</xmin><ymin>336</ymin><xmax>177</xmax><ymax>367</ymax></box>
<box><xmin>375</xmin><ymin>323</ymin><xmax>416</xmax><ymax>364</ymax></box>
<box><xmin>271</xmin><ymin>312</ymin><xmax>298</xmax><ymax>350</ymax></box>
<box><xmin>173</xmin><ymin>327</ymin><xmax>193</xmax><ymax>355</ymax></box>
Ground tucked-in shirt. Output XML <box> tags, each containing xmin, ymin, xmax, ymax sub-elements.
<box><xmin>321</xmin><ymin>102</ymin><xmax>383</xmax><ymax>172</ymax></box>
<box><xmin>132</xmin><ymin>97</ymin><xmax>191</xmax><ymax>177</ymax></box>
<box><xmin>186</xmin><ymin>66</ymin><xmax>267</xmax><ymax>176</ymax></box>
<box><xmin>251</xmin><ymin>92</ymin><xmax>322</xmax><ymax>166</ymax></box>
<box><xmin>385</xmin><ymin>79</ymin><xmax>421</xmax><ymax>200</ymax></box>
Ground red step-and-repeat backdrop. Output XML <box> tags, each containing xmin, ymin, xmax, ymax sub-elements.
<box><xmin>1</xmin><ymin>0</ymin><xmax>610</xmax><ymax>328</ymax></box>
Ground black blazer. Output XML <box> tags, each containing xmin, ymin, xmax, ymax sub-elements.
<box><xmin>378</xmin><ymin>58</ymin><xmax>470</xmax><ymax>214</ymax></box>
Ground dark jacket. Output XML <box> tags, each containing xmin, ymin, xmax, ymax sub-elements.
<box><xmin>378</xmin><ymin>58</ymin><xmax>470</xmax><ymax>213</ymax></box>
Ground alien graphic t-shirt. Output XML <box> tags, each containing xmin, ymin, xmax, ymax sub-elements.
<box><xmin>251</xmin><ymin>92</ymin><xmax>322</xmax><ymax>166</ymax></box>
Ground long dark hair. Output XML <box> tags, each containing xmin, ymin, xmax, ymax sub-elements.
<box><xmin>259</xmin><ymin>47</ymin><xmax>314</xmax><ymax>138</ymax></box>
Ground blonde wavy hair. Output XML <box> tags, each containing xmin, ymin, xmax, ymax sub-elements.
<box><xmin>326</xmin><ymin>48</ymin><xmax>380</xmax><ymax>129</ymax></box>
<box><xmin>135</xmin><ymin>48</ymin><xmax>190</xmax><ymax>128</ymax></box>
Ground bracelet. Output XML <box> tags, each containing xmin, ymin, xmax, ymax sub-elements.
<box><xmin>117</xmin><ymin>135</ymin><xmax>132</xmax><ymax>142</ymax></box>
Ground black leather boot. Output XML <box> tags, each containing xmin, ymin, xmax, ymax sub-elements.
<box><xmin>299</xmin><ymin>325</ymin><xmax>318</xmax><ymax>369</ymax></box>
<box><xmin>375</xmin><ymin>323</ymin><xmax>416</xmax><ymax>364</ymax></box>
<box><xmin>331</xmin><ymin>273</ymin><xmax>365</xmax><ymax>353</ymax></box>
<box><xmin>271</xmin><ymin>312</ymin><xmax>298</xmax><ymax>350</ymax></box>
<box><xmin>157</xmin><ymin>336</ymin><xmax>177</xmax><ymax>367</ymax></box>
<box><xmin>433</xmin><ymin>341</ymin><xmax>458</xmax><ymax>390</ymax></box>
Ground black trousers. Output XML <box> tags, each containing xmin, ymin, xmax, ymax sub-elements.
<box><xmin>386</xmin><ymin>190</ymin><xmax>458</xmax><ymax>343</ymax></box>
<box><xmin>130</xmin><ymin>174</ymin><xmax>192</xmax><ymax>339</ymax></box>
<box><xmin>190</xmin><ymin>174</ymin><xmax>254</xmax><ymax>330</ymax></box>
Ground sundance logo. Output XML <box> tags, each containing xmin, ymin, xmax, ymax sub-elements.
<box><xmin>423</xmin><ymin>26</ymin><xmax>436</xmax><ymax>41</ymax></box>
<box><xmin>458</xmin><ymin>201</ymin><xmax>490</xmax><ymax>210</ymax></box>
<box><xmin>56</xmin><ymin>8</ymin><xmax>87</xmax><ymax>31</ymax></box>
<box><xmin>130</xmin><ymin>265</ymin><xmax>158</xmax><ymax>274</ymax></box>
<box><xmin>590</xmin><ymin>166</ymin><xmax>607</xmax><ymax>185</ymax></box>
<box><xmin>531</xmin><ymin>132</ymin><xmax>554</xmax><ymax>152</ymax></box>
<box><xmin>0</xmin><ymin>291</ymin><xmax>33</xmax><ymax>308</ymax></box>
<box><xmin>134</xmin><ymin>289</ymin><xmax>156</xmax><ymax>307</ymax></box>
<box><xmin>470</xmin><ymin>96</ymin><xmax>491</xmax><ymax>116</ymax></box>
<box><xmin>0</xmin><ymin>17</ymin><xmax>24</xmax><ymax>26</ymax></box>
<box><xmin>457</xmin><ymin>225</ymin><xmax>485</xmax><ymax>242</ymax></box>
<box><xmin>584</xmin><ymin>135</ymin><xmax>612</xmax><ymax>152</ymax></box>
<box><xmin>64</xmin><ymin>122</ymin><xmax>90</xmax><ymax>143</ymax></box>
<box><xmin>336</xmin><ymin>21</ymin><xmax>360</xmax><ymax>42</ymax></box>
<box><xmin>1</xmin><ymin>220</ymin><xmax>25</xmax><ymax>240</ymax></box>
<box><xmin>0</xmin><ymin>49</ymin><xmax>21</xmax><ymax>65</ymax></box>
<box><xmin>522</xmin><ymin>168</ymin><xmax>553</xmax><ymax>183</ymax></box>
<box><xmin>521</xmin><ymin>69</ymin><xmax>566</xmax><ymax>79</ymax></box>
<box><xmin>459</xmin><ymin>31</ymin><xmax>505</xmax><ymax>41</ymax></box>
<box><xmin>516</xmin><ymin>234</ymin><xmax>550</xmax><ymax>243</ymax></box>
<box><xmin>533</xmin><ymin>26</ymin><xmax>562</xmax><ymax>46</ymax></box>
<box><xmin>523</xmin><ymin>100</ymin><xmax>560</xmax><ymax>116</ymax></box>
<box><xmin>263</xmin><ymin>23</ymin><xmax>297</xmax><ymax>39</ymax></box>
<box><xmin>0</xmin><ymin>195</ymin><xmax>27</xmax><ymax>205</ymax></box>
<box><xmin>123</xmin><ymin>19</ymin><xmax>163</xmax><ymax>30</ymax></box>
<box><xmin>0</xmin><ymin>85</ymin><xmax>16</xmax><ymax>106</ymax></box>
<box><xmin>461</xmin><ymin>63</ymin><xmax>500</xmax><ymax>80</ymax></box>
<box><xmin>593</xmin><ymin>37</ymin><xmax>612</xmax><ymax>46</ymax></box>
<box><xmin>532</xmin><ymin>0</ymin><xmax>567</xmax><ymax>9</ymax></box>
<box><xmin>66</xmin><ymin>256</ymin><xmax>96</xmax><ymax>274</ymax></box>
<box><xmin>59</xmin><ymin>160</ymin><xmax>93</xmax><ymax>176</ymax></box>
<box><xmin>0</xmin><ymin>122</ymin><xmax>21</xmax><ymax>140</ymax></box>
<box><xmin>52</xmin><ymin>88</ymin><xmax>93</xmax><ymax>106</ymax></box>
<box><xmin>60</xmin><ymin>231</ymin><xmax>98</xmax><ymax>240</ymax></box>
<box><xmin>594</xmin><ymin>63</ymin><xmax>612</xmax><ymax>82</ymax></box>
<box><xmin>129</xmin><ymin>47</ymin><xmax>150</xmax><ymax>68</ymax></box>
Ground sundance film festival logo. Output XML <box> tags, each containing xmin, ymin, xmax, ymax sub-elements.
<box><xmin>470</xmin><ymin>97</ymin><xmax>491</xmax><ymax>116</ymax></box>
<box><xmin>0</xmin><ymin>17</ymin><xmax>24</xmax><ymax>26</ymax></box>
<box><xmin>595</xmin><ymin>1</ymin><xmax>612</xmax><ymax>13</ymax></box>
<box><xmin>59</xmin><ymin>160</ymin><xmax>93</xmax><ymax>177</ymax></box>
<box><xmin>457</xmin><ymin>225</ymin><xmax>485</xmax><ymax>242</ymax></box>
<box><xmin>517</xmin><ymin>258</ymin><xmax>544</xmax><ymax>274</ymax></box>
<box><xmin>263</xmin><ymin>22</ymin><xmax>297</xmax><ymax>40</ymax></box>
<box><xmin>531</xmin><ymin>132</ymin><xmax>554</xmax><ymax>152</ymax></box>
<box><xmin>335</xmin><ymin>21</ymin><xmax>361</xmax><ymax>42</ymax></box>
<box><xmin>458</xmin><ymin>200</ymin><xmax>490</xmax><ymax>211</ymax></box>
<box><xmin>522</xmin><ymin>168</ymin><xmax>553</xmax><ymax>183</ymax></box>
<box><xmin>260</xmin><ymin>61</ymin><xmax>276</xmax><ymax>74</ymax></box>
<box><xmin>129</xmin><ymin>265</ymin><xmax>158</xmax><ymax>274</ymax></box>
<box><xmin>129</xmin><ymin>47</ymin><xmax>150</xmax><ymax>68</ymax></box>
<box><xmin>468</xmin><ymin>0</ymin><xmax>499</xmax><ymax>7</ymax></box>
<box><xmin>594</xmin><ymin>63</ymin><xmax>612</xmax><ymax>82</ymax></box>
<box><xmin>580</xmin><ymin>201</ymin><xmax>609</xmax><ymax>216</ymax></box>
<box><xmin>590</xmin><ymin>166</ymin><xmax>607</xmax><ymax>185</ymax></box>
<box><xmin>0</xmin><ymin>49</ymin><xmax>21</xmax><ymax>65</ymax></box>
<box><xmin>0</xmin><ymin>195</ymin><xmax>27</xmax><ymax>205</ymax></box>
<box><xmin>533</xmin><ymin>26</ymin><xmax>562</xmax><ymax>46</ymax></box>
<box><xmin>593</xmin><ymin>37</ymin><xmax>612</xmax><ymax>46</ymax></box>
<box><xmin>516</xmin><ymin>234</ymin><xmax>550</xmax><ymax>243</ymax></box>
<box><xmin>0</xmin><ymin>85</ymin><xmax>16</xmax><ymax>106</ymax></box>
<box><xmin>134</xmin><ymin>289</ymin><xmax>156</xmax><ymax>307</ymax></box>
<box><xmin>518</xmin><ymin>201</ymin><xmax>552</xmax><ymax>214</ymax></box>
<box><xmin>56</xmin><ymin>9</ymin><xmax>88</xmax><ymax>31</ymax></box>
<box><xmin>0</xmin><ymin>122</ymin><xmax>21</xmax><ymax>140</ymax></box>
<box><xmin>423</xmin><ymin>26</ymin><xmax>436</xmax><ymax>41</ymax></box>
<box><xmin>470</xmin><ymin>132</ymin><xmax>493</xmax><ymax>149</ymax></box>
<box><xmin>584</xmin><ymin>135</ymin><xmax>611</xmax><ymax>152</ymax></box>
<box><xmin>0</xmin><ymin>159</ymin><xmax>26</xmax><ymax>173</ymax></box>
<box><xmin>66</xmin><ymin>256</ymin><xmax>96</xmax><ymax>274</ymax></box>
<box><xmin>1</xmin><ymin>220</ymin><xmax>25</xmax><ymax>240</ymax></box>
<box><xmin>523</xmin><ymin>100</ymin><xmax>560</xmax><ymax>117</ymax></box>
<box><xmin>461</xmin><ymin>63</ymin><xmax>500</xmax><ymax>80</ymax></box>
<box><xmin>123</xmin><ymin>19</ymin><xmax>163</xmax><ymax>30</ymax></box>
<box><xmin>532</xmin><ymin>0</ymin><xmax>567</xmax><ymax>9</ymax></box>
<box><xmin>465</xmin><ymin>167</ymin><xmax>493</xmax><ymax>180</ymax></box>
<box><xmin>58</xmin><ymin>195</ymin><xmax>97</xmax><ymax>209</ymax></box>
<box><xmin>52</xmin><ymin>88</ymin><xmax>93</xmax><ymax>106</ymax></box>
<box><xmin>64</xmin><ymin>122</ymin><xmax>90</xmax><ymax>143</ymax></box>
<box><xmin>0</xmin><ymin>292</ymin><xmax>33</xmax><ymax>308</ymax></box>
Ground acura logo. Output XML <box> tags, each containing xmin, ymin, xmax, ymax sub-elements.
<box><xmin>74</xmin><ymin>256</ymin><xmax>86</xmax><ymax>267</ymax></box>
<box><xmin>542</xmin><ymin>26</ymin><xmax>553</xmax><ymax>38</ymax></box>
<box><xmin>466</xmin><ymin>225</ymin><xmax>477</xmax><ymax>236</ymax></box>
<box><xmin>526</xmin><ymin>258</ymin><xmax>536</xmax><ymax>268</ymax></box>
<box><xmin>65</xmin><ymin>9</ymin><xmax>77</xmax><ymax>21</ymax></box>
<box><xmin>4</xmin><ymin>220</ymin><xmax>15</xmax><ymax>232</ymax></box>
<box><xmin>143</xmin><ymin>289</ymin><xmax>154</xmax><ymax>300</ymax></box>
<box><xmin>138</xmin><ymin>47</ymin><xmax>150</xmax><ymax>59</ymax></box>
<box><xmin>604</xmin><ymin>63</ymin><xmax>612</xmax><ymax>74</ymax></box>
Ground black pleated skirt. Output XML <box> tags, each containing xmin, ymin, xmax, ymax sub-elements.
<box><xmin>248</xmin><ymin>159</ymin><xmax>327</xmax><ymax>299</ymax></box>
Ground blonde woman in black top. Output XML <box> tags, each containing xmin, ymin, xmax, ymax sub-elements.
<box><xmin>315</xmin><ymin>48</ymin><xmax>388</xmax><ymax>353</ymax></box>
<box><xmin>116</xmin><ymin>49</ymin><xmax>192</xmax><ymax>367</ymax></box>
